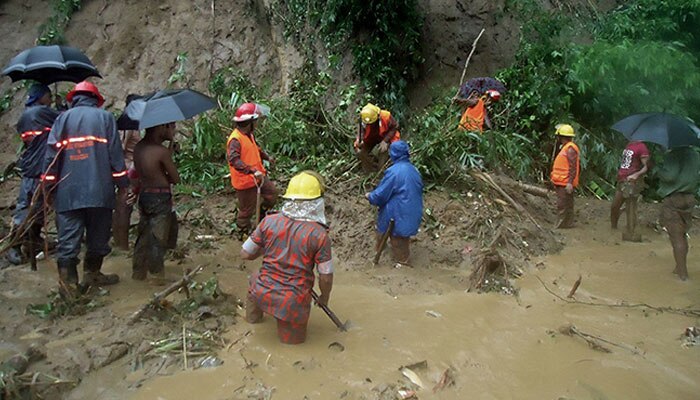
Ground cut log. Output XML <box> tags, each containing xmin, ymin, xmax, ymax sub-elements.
<box><xmin>517</xmin><ymin>182</ymin><xmax>552</xmax><ymax>198</ymax></box>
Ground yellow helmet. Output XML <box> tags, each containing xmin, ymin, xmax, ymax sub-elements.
<box><xmin>283</xmin><ymin>171</ymin><xmax>324</xmax><ymax>200</ymax></box>
<box><xmin>360</xmin><ymin>103</ymin><xmax>381</xmax><ymax>124</ymax></box>
<box><xmin>555</xmin><ymin>123</ymin><xmax>575</xmax><ymax>137</ymax></box>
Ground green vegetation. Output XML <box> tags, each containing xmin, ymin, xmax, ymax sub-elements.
<box><xmin>173</xmin><ymin>0</ymin><xmax>700</xmax><ymax>198</ymax></box>
<box><xmin>270</xmin><ymin>0</ymin><xmax>423</xmax><ymax>114</ymax></box>
<box><xmin>37</xmin><ymin>0</ymin><xmax>82</xmax><ymax>45</ymax></box>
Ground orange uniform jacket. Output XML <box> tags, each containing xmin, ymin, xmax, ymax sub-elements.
<box><xmin>459</xmin><ymin>98</ymin><xmax>485</xmax><ymax>132</ymax></box>
<box><xmin>226</xmin><ymin>129</ymin><xmax>266</xmax><ymax>190</ymax></box>
<box><xmin>551</xmin><ymin>141</ymin><xmax>580</xmax><ymax>187</ymax></box>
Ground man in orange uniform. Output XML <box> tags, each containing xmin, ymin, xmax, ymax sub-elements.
<box><xmin>226</xmin><ymin>102</ymin><xmax>278</xmax><ymax>238</ymax></box>
<box><xmin>354</xmin><ymin>103</ymin><xmax>400</xmax><ymax>172</ymax></box>
<box><xmin>456</xmin><ymin>90</ymin><xmax>500</xmax><ymax>132</ymax></box>
<box><xmin>550</xmin><ymin>124</ymin><xmax>580</xmax><ymax>229</ymax></box>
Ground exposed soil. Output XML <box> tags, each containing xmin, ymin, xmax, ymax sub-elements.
<box><xmin>1</xmin><ymin>169</ymin><xmax>699</xmax><ymax>399</ymax></box>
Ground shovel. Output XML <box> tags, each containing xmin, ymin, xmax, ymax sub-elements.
<box><xmin>373</xmin><ymin>219</ymin><xmax>395</xmax><ymax>265</ymax></box>
<box><xmin>311</xmin><ymin>289</ymin><xmax>348</xmax><ymax>332</ymax></box>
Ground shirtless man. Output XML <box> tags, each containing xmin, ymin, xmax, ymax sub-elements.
<box><xmin>132</xmin><ymin>122</ymin><xmax>180</xmax><ymax>281</ymax></box>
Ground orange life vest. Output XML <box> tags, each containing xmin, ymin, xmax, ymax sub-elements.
<box><xmin>363</xmin><ymin>110</ymin><xmax>401</xmax><ymax>143</ymax></box>
<box><xmin>226</xmin><ymin>128</ymin><xmax>266</xmax><ymax>190</ymax></box>
<box><xmin>459</xmin><ymin>98</ymin><xmax>485</xmax><ymax>132</ymax></box>
<box><xmin>551</xmin><ymin>141</ymin><xmax>580</xmax><ymax>187</ymax></box>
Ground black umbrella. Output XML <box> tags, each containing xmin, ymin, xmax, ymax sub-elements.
<box><xmin>611</xmin><ymin>113</ymin><xmax>700</xmax><ymax>149</ymax></box>
<box><xmin>2</xmin><ymin>45</ymin><xmax>101</xmax><ymax>84</ymax></box>
<box><xmin>459</xmin><ymin>77</ymin><xmax>507</xmax><ymax>98</ymax></box>
<box><xmin>125</xmin><ymin>89</ymin><xmax>217</xmax><ymax>130</ymax></box>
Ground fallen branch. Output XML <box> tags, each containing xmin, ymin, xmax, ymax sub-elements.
<box><xmin>535</xmin><ymin>275</ymin><xmax>700</xmax><ymax>318</ymax></box>
<box><xmin>567</xmin><ymin>275</ymin><xmax>582</xmax><ymax>298</ymax></box>
<box><xmin>128</xmin><ymin>265</ymin><xmax>205</xmax><ymax>324</ymax></box>
<box><xmin>471</xmin><ymin>170</ymin><xmax>545</xmax><ymax>232</ymax></box>
<box><xmin>558</xmin><ymin>324</ymin><xmax>643</xmax><ymax>356</ymax></box>
<box><xmin>453</xmin><ymin>28</ymin><xmax>486</xmax><ymax>100</ymax></box>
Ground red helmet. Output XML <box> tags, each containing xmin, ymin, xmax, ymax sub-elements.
<box><xmin>485</xmin><ymin>89</ymin><xmax>501</xmax><ymax>102</ymax></box>
<box><xmin>233</xmin><ymin>102</ymin><xmax>259</xmax><ymax>122</ymax></box>
<box><xmin>66</xmin><ymin>81</ymin><xmax>105</xmax><ymax>107</ymax></box>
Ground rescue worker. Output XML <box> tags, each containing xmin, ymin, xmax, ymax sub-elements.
<box><xmin>226</xmin><ymin>102</ymin><xmax>278</xmax><ymax>239</ymax></box>
<box><xmin>113</xmin><ymin>94</ymin><xmax>143</xmax><ymax>250</ymax></box>
<box><xmin>42</xmin><ymin>81</ymin><xmax>128</xmax><ymax>292</ymax></box>
<box><xmin>241</xmin><ymin>171</ymin><xmax>333</xmax><ymax>344</ymax></box>
<box><xmin>365</xmin><ymin>140</ymin><xmax>423</xmax><ymax>264</ymax></box>
<box><xmin>610</xmin><ymin>140</ymin><xmax>650</xmax><ymax>240</ymax></box>
<box><xmin>657</xmin><ymin>146</ymin><xmax>700</xmax><ymax>281</ymax></box>
<box><xmin>6</xmin><ymin>84</ymin><xmax>60</xmax><ymax>265</ymax></box>
<box><xmin>456</xmin><ymin>89</ymin><xmax>500</xmax><ymax>132</ymax></box>
<box><xmin>550</xmin><ymin>123</ymin><xmax>580</xmax><ymax>229</ymax></box>
<box><xmin>354</xmin><ymin>103</ymin><xmax>400</xmax><ymax>172</ymax></box>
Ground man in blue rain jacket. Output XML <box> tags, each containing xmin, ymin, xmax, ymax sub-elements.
<box><xmin>6</xmin><ymin>84</ymin><xmax>60</xmax><ymax>265</ymax></box>
<box><xmin>43</xmin><ymin>81</ymin><xmax>128</xmax><ymax>292</ymax></box>
<box><xmin>365</xmin><ymin>140</ymin><xmax>423</xmax><ymax>264</ymax></box>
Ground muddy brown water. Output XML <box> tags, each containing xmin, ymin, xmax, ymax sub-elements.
<box><xmin>58</xmin><ymin>217</ymin><xmax>699</xmax><ymax>400</ymax></box>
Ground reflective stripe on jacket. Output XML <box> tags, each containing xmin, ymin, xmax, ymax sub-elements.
<box><xmin>459</xmin><ymin>98</ymin><xmax>484</xmax><ymax>132</ymax></box>
<box><xmin>226</xmin><ymin>128</ymin><xmax>266</xmax><ymax>190</ymax></box>
<box><xmin>551</xmin><ymin>141</ymin><xmax>580</xmax><ymax>187</ymax></box>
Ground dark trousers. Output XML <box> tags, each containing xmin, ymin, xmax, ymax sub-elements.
<box><xmin>236</xmin><ymin>177</ymin><xmax>278</xmax><ymax>232</ymax></box>
<box><xmin>13</xmin><ymin>177</ymin><xmax>43</xmax><ymax>229</ymax></box>
<box><xmin>554</xmin><ymin>186</ymin><xmax>575</xmax><ymax>228</ymax></box>
<box><xmin>56</xmin><ymin>207</ymin><xmax>112</xmax><ymax>261</ymax></box>
<box><xmin>356</xmin><ymin>143</ymin><xmax>389</xmax><ymax>173</ymax></box>
<box><xmin>133</xmin><ymin>193</ymin><xmax>176</xmax><ymax>279</ymax></box>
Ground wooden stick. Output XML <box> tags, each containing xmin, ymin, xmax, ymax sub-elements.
<box><xmin>128</xmin><ymin>265</ymin><xmax>205</xmax><ymax>324</ymax></box>
<box><xmin>567</xmin><ymin>275</ymin><xmax>582</xmax><ymax>298</ymax></box>
<box><xmin>453</xmin><ymin>28</ymin><xmax>486</xmax><ymax>100</ymax></box>
<box><xmin>535</xmin><ymin>275</ymin><xmax>700</xmax><ymax>317</ymax></box>
<box><xmin>182</xmin><ymin>324</ymin><xmax>188</xmax><ymax>370</ymax></box>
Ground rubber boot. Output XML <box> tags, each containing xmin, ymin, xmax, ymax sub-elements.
<box><xmin>57</xmin><ymin>258</ymin><xmax>79</xmax><ymax>297</ymax></box>
<box><xmin>82</xmin><ymin>254</ymin><xmax>119</xmax><ymax>287</ymax></box>
<box><xmin>6</xmin><ymin>245</ymin><xmax>25</xmax><ymax>265</ymax></box>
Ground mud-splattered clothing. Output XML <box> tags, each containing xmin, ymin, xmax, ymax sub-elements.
<box><xmin>246</xmin><ymin>213</ymin><xmax>332</xmax><ymax>324</ymax></box>
<box><xmin>133</xmin><ymin>191</ymin><xmax>176</xmax><ymax>279</ymax></box>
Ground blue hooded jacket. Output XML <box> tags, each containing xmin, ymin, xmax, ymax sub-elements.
<box><xmin>368</xmin><ymin>140</ymin><xmax>423</xmax><ymax>237</ymax></box>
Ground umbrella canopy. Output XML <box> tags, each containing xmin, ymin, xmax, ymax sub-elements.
<box><xmin>125</xmin><ymin>89</ymin><xmax>217</xmax><ymax>130</ymax></box>
<box><xmin>611</xmin><ymin>113</ymin><xmax>700</xmax><ymax>149</ymax></box>
<box><xmin>459</xmin><ymin>77</ymin><xmax>507</xmax><ymax>98</ymax></box>
<box><xmin>2</xmin><ymin>45</ymin><xmax>101</xmax><ymax>84</ymax></box>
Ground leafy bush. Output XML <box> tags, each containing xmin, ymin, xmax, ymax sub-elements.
<box><xmin>37</xmin><ymin>0</ymin><xmax>82</xmax><ymax>45</ymax></box>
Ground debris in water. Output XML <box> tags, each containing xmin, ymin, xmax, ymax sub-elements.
<box><xmin>432</xmin><ymin>367</ymin><xmax>455</xmax><ymax>392</ymax></box>
<box><xmin>328</xmin><ymin>342</ymin><xmax>345</xmax><ymax>352</ymax></box>
<box><xmin>399</xmin><ymin>366</ymin><xmax>425</xmax><ymax>389</ymax></box>
<box><xmin>425</xmin><ymin>310</ymin><xmax>442</xmax><ymax>318</ymax></box>
<box><xmin>197</xmin><ymin>355</ymin><xmax>223</xmax><ymax>368</ymax></box>
<box><xmin>195</xmin><ymin>234</ymin><xmax>215</xmax><ymax>241</ymax></box>
<box><xmin>681</xmin><ymin>326</ymin><xmax>699</xmax><ymax>348</ymax></box>
<box><xmin>398</xmin><ymin>388</ymin><xmax>417</xmax><ymax>399</ymax></box>
<box><xmin>403</xmin><ymin>360</ymin><xmax>427</xmax><ymax>370</ymax></box>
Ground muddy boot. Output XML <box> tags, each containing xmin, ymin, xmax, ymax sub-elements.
<box><xmin>57</xmin><ymin>258</ymin><xmax>79</xmax><ymax>297</ymax></box>
<box><xmin>6</xmin><ymin>245</ymin><xmax>25</xmax><ymax>265</ymax></box>
<box><xmin>82</xmin><ymin>254</ymin><xmax>119</xmax><ymax>287</ymax></box>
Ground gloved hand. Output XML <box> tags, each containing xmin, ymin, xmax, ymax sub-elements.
<box><xmin>378</xmin><ymin>141</ymin><xmax>389</xmax><ymax>152</ymax></box>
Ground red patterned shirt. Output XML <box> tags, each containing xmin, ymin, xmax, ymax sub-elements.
<box><xmin>248</xmin><ymin>213</ymin><xmax>332</xmax><ymax>323</ymax></box>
